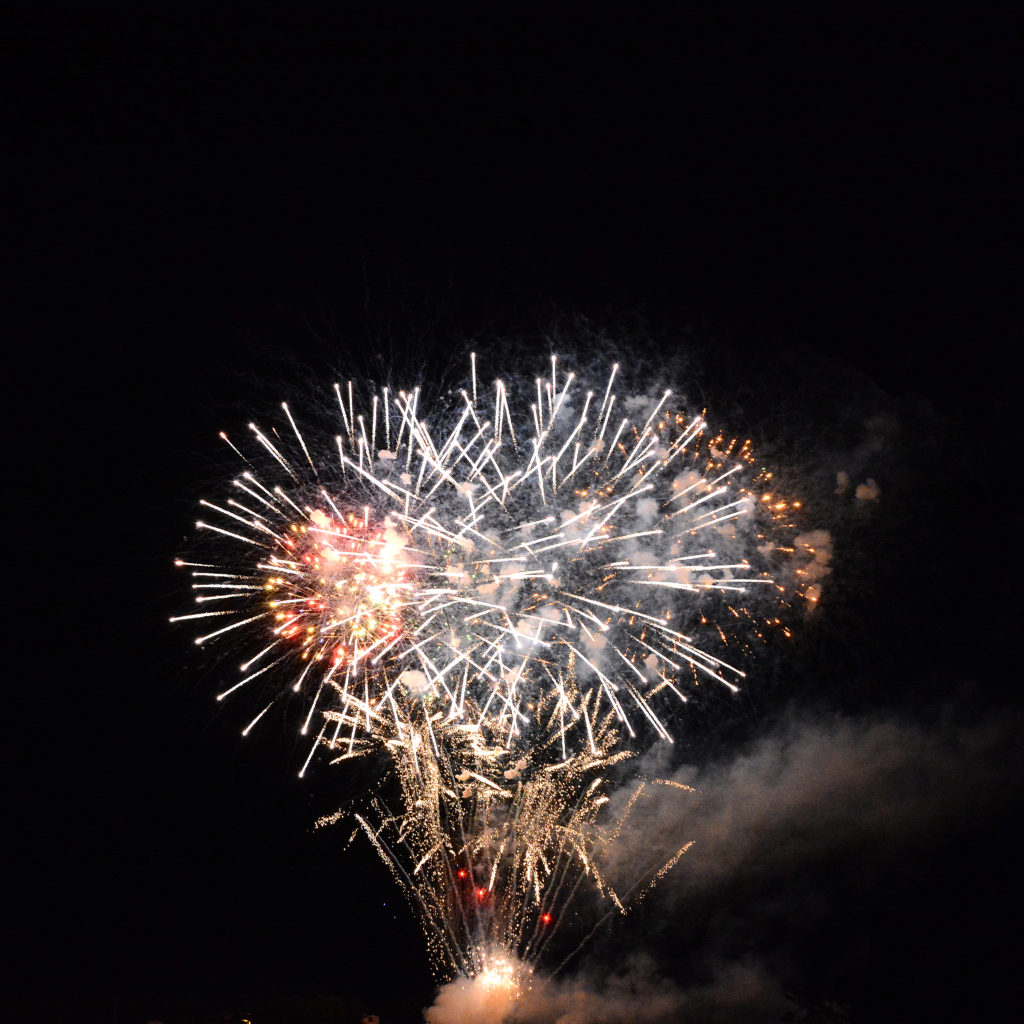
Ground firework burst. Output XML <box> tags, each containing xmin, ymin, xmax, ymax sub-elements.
<box><xmin>173</xmin><ymin>353</ymin><xmax>813</xmax><ymax>981</ymax></box>
<box><xmin>174</xmin><ymin>356</ymin><xmax>806</xmax><ymax>770</ymax></box>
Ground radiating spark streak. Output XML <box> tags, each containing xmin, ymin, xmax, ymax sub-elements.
<box><xmin>603</xmin><ymin>417</ymin><xmax>629</xmax><ymax>464</ymax></box>
<box><xmin>286</xmin><ymin>654</ymin><xmax>316</xmax><ymax>693</ymax></box>
<box><xmin>612</xmin><ymin>560</ymin><xmax>744</xmax><ymax>572</ymax></box>
<box><xmin>357</xmin><ymin>416</ymin><xmax>371</xmax><ymax>470</ymax></box>
<box><xmin>595</xmin><ymin>393</ymin><xmax>617</xmax><ymax>448</ymax></box>
<box><xmin>256</xmin><ymin>560</ymin><xmax>301</xmax><ymax>576</ymax></box>
<box><xmin>301</xmin><ymin>680</ymin><xmax>328</xmax><ymax>734</ymax></box>
<box><xmin>216</xmin><ymin>653</ymin><xmax>289</xmax><ymax>700</ymax></box>
<box><xmin>282</xmin><ymin>402</ymin><xmax>317</xmax><ymax>477</ymax></box>
<box><xmin>333</xmin><ymin>382</ymin><xmax>352</xmax><ymax>439</ymax></box>
<box><xmin>219</xmin><ymin>430</ymin><xmax>251</xmax><ymax>466</ymax></box>
<box><xmin>654</xmin><ymin>639</ymin><xmax>742</xmax><ymax>690</ymax></box>
<box><xmin>272</xmin><ymin>485</ymin><xmax>305</xmax><ymax>518</ymax></box>
<box><xmin>612</xmin><ymin>650</ymin><xmax>672</xmax><ymax>741</ymax></box>
<box><xmin>688</xmin><ymin>509</ymin><xmax>751</xmax><ymax>532</ymax></box>
<box><xmin>241</xmin><ymin>700</ymin><xmax>275</xmax><ymax>736</ymax></box>
<box><xmin>666</xmin><ymin>415</ymin><xmax>705</xmax><ymax>455</ymax></box>
<box><xmin>199</xmin><ymin>499</ymin><xmax>275</xmax><ymax>537</ymax></box>
<box><xmin>498</xmin><ymin>380</ymin><xmax>517</xmax><ymax>447</ymax></box>
<box><xmin>298</xmin><ymin>721</ymin><xmax>327</xmax><ymax>778</ymax></box>
<box><xmin>671</xmin><ymin>485</ymin><xmax>728</xmax><ymax>516</ymax></box>
<box><xmin>568</xmin><ymin>645</ymin><xmax>635</xmax><ymax>737</ymax></box>
<box><xmin>194</xmin><ymin>612</ymin><xmax>268</xmax><ymax>645</ymax></box>
<box><xmin>596</xmin><ymin>362</ymin><xmax>618</xmax><ymax>432</ymax></box>
<box><xmin>191</xmin><ymin>583</ymin><xmax>261</xmax><ymax>593</ymax></box>
<box><xmin>580</xmin><ymin>703</ymin><xmax>597</xmax><ymax>753</ymax></box>
<box><xmin>564</xmin><ymin>591</ymin><xmax>678</xmax><ymax>634</ymax></box>
<box><xmin>597</xmin><ymin>528</ymin><xmax>663</xmax><ymax>546</ymax></box>
<box><xmin>405</xmin><ymin>389</ymin><xmax>421</xmax><ymax>471</ymax></box>
<box><xmin>611</xmin><ymin>434</ymin><xmax>660</xmax><ymax>481</ymax></box>
<box><xmin>628</xmin><ymin>632</ymin><xmax>683</xmax><ymax>671</ymax></box>
<box><xmin>242</xmin><ymin>471</ymin><xmax>282</xmax><ymax>506</ymax></box>
<box><xmin>638</xmin><ymin>389</ymin><xmax>672</xmax><ymax>441</ymax></box>
<box><xmin>550</xmin><ymin>402</ymin><xmax>589</xmax><ymax>485</ymax></box>
<box><xmin>579</xmin><ymin>483</ymin><xmax>655</xmax><ymax>542</ymax></box>
<box><xmin>232</xmin><ymin>478</ymin><xmax>280</xmax><ymax>514</ymax></box>
<box><xmin>249</xmin><ymin>422</ymin><xmax>294</xmax><ymax>475</ymax></box>
<box><xmin>240</xmin><ymin>640</ymin><xmax>282</xmax><ymax>671</ymax></box>
<box><xmin>691</xmin><ymin>496</ymin><xmax>753</xmax><ymax>524</ymax></box>
<box><xmin>196</xmin><ymin>520</ymin><xmax>260</xmax><ymax>546</ymax></box>
<box><xmin>169</xmin><ymin>609</ymin><xmax>235</xmax><ymax>623</ymax></box>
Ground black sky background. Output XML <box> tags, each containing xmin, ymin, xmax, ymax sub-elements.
<box><xmin>9</xmin><ymin>4</ymin><xmax>1022</xmax><ymax>1022</ymax></box>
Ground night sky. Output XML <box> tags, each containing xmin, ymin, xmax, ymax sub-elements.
<box><xmin>10</xmin><ymin>4</ymin><xmax>1021</xmax><ymax>1023</ymax></box>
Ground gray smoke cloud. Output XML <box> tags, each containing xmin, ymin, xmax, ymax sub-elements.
<box><xmin>424</xmin><ymin>706</ymin><xmax>1020</xmax><ymax>1023</ymax></box>
<box><xmin>605</xmin><ymin>709</ymin><xmax>1017</xmax><ymax>899</ymax></box>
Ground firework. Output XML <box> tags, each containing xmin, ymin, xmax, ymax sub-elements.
<box><xmin>316</xmin><ymin>691</ymin><xmax>694</xmax><ymax>980</ymax></box>
<box><xmin>173</xmin><ymin>353</ymin><xmax>811</xmax><ymax>982</ymax></box>
<box><xmin>174</xmin><ymin>356</ymin><xmax>805</xmax><ymax>770</ymax></box>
